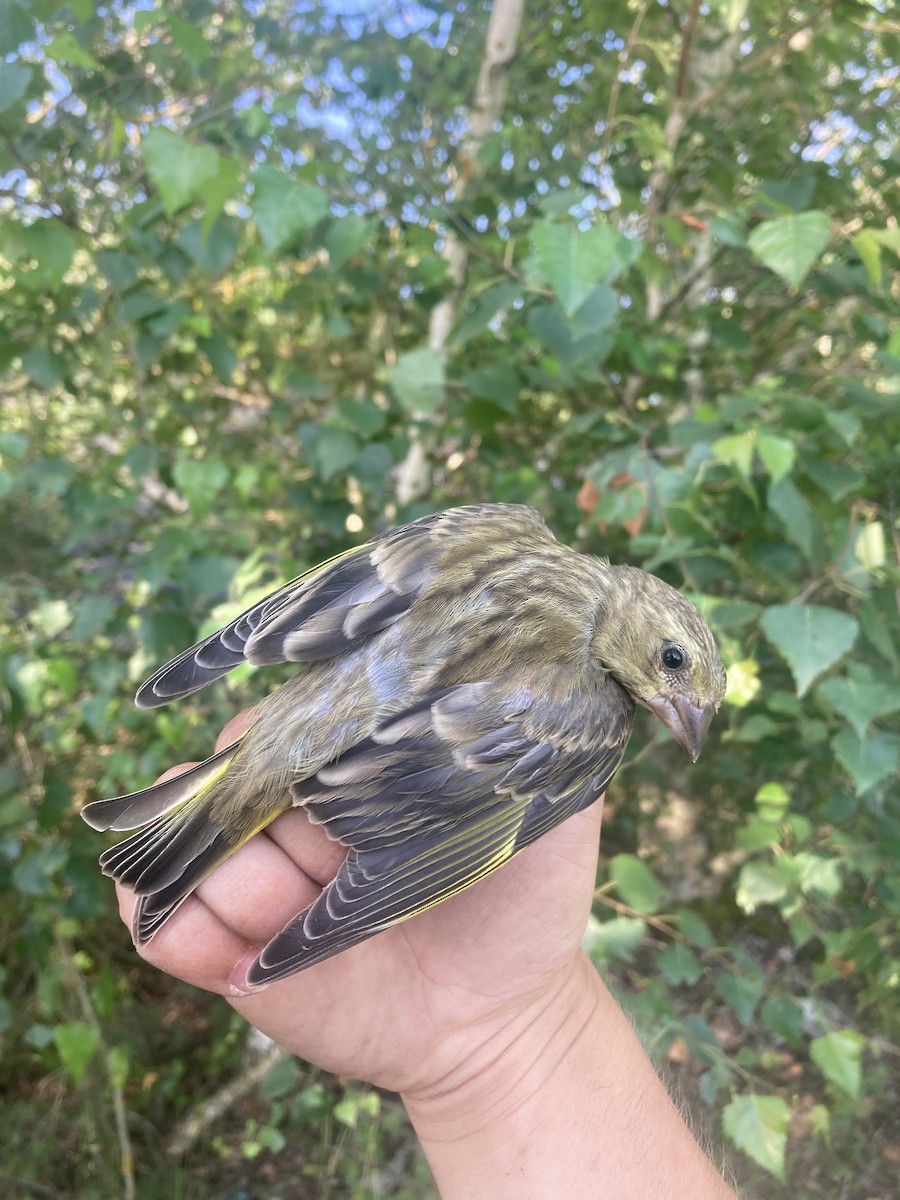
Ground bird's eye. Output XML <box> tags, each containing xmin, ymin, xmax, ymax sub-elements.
<box><xmin>662</xmin><ymin>646</ymin><xmax>686</xmax><ymax>670</ymax></box>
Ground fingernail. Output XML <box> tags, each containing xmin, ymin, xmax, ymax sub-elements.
<box><xmin>229</xmin><ymin>949</ymin><xmax>264</xmax><ymax>996</ymax></box>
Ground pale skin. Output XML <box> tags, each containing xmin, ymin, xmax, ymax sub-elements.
<box><xmin>116</xmin><ymin>710</ymin><xmax>739</xmax><ymax>1200</ymax></box>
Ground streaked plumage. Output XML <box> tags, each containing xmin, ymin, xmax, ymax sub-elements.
<box><xmin>82</xmin><ymin>504</ymin><xmax>726</xmax><ymax>985</ymax></box>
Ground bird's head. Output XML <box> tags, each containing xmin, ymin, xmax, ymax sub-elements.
<box><xmin>590</xmin><ymin>565</ymin><xmax>727</xmax><ymax>762</ymax></box>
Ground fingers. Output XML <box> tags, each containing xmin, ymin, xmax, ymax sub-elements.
<box><xmin>116</xmin><ymin>883</ymin><xmax>255</xmax><ymax>996</ymax></box>
<box><xmin>153</xmin><ymin>762</ymin><xmax>200</xmax><ymax>785</ymax></box>
<box><xmin>115</xmin><ymin>710</ymin><xmax>349</xmax><ymax>995</ymax></box>
<box><xmin>216</xmin><ymin>707</ymin><xmax>259</xmax><ymax>749</ymax></box>
<box><xmin>116</xmin><ymin>830</ymin><xmax>317</xmax><ymax>996</ymax></box>
<box><xmin>265</xmin><ymin>808</ymin><xmax>348</xmax><ymax>888</ymax></box>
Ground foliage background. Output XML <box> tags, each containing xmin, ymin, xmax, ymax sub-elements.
<box><xmin>1</xmin><ymin>0</ymin><xmax>898</xmax><ymax>1196</ymax></box>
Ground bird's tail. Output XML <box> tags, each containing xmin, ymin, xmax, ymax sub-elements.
<box><xmin>81</xmin><ymin>740</ymin><xmax>249</xmax><ymax>943</ymax></box>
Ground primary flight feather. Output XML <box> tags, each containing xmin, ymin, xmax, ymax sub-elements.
<box><xmin>82</xmin><ymin>503</ymin><xmax>726</xmax><ymax>986</ymax></box>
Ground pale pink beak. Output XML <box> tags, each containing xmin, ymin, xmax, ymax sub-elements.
<box><xmin>646</xmin><ymin>694</ymin><xmax>717</xmax><ymax>763</ymax></box>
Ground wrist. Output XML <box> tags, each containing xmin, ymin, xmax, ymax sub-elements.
<box><xmin>401</xmin><ymin>950</ymin><xmax>598</xmax><ymax>1135</ymax></box>
<box><xmin>402</xmin><ymin>953</ymin><xmax>738</xmax><ymax>1200</ymax></box>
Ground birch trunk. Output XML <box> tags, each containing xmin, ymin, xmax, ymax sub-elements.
<box><xmin>394</xmin><ymin>0</ymin><xmax>525</xmax><ymax>505</ymax></box>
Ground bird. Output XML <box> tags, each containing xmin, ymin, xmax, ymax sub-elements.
<box><xmin>82</xmin><ymin>503</ymin><xmax>726</xmax><ymax>986</ymax></box>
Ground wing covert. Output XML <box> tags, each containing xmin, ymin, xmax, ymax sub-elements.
<box><xmin>135</xmin><ymin>504</ymin><xmax>554</xmax><ymax>708</ymax></box>
<box><xmin>135</xmin><ymin>514</ymin><xmax>447</xmax><ymax>707</ymax></box>
<box><xmin>248</xmin><ymin>671</ymin><xmax>633</xmax><ymax>983</ymax></box>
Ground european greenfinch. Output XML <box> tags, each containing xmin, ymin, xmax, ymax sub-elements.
<box><xmin>83</xmin><ymin>503</ymin><xmax>726</xmax><ymax>985</ymax></box>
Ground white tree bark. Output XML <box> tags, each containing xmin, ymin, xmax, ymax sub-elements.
<box><xmin>395</xmin><ymin>0</ymin><xmax>525</xmax><ymax>505</ymax></box>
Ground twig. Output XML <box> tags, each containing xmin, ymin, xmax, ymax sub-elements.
<box><xmin>166</xmin><ymin>1040</ymin><xmax>290</xmax><ymax>1156</ymax></box>
<box><xmin>597</xmin><ymin>0</ymin><xmax>652</xmax><ymax>175</ymax></box>
<box><xmin>593</xmin><ymin>887</ymin><xmax>682</xmax><ymax>941</ymax></box>
<box><xmin>59</xmin><ymin>939</ymin><xmax>136</xmax><ymax>1200</ymax></box>
<box><xmin>791</xmin><ymin>501</ymin><xmax>863</xmax><ymax>604</ymax></box>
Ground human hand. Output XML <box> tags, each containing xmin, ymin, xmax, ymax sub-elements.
<box><xmin>114</xmin><ymin>713</ymin><xmax>743</xmax><ymax>1200</ymax></box>
<box><xmin>114</xmin><ymin>707</ymin><xmax>605</xmax><ymax>1100</ymax></box>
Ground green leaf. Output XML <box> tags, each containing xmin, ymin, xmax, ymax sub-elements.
<box><xmin>658</xmin><ymin>943</ymin><xmax>703</xmax><ymax>986</ymax></box>
<box><xmin>0</xmin><ymin>430</ymin><xmax>28</xmax><ymax>460</ymax></box>
<box><xmin>759</xmin><ymin>175</ymin><xmax>816</xmax><ymax>213</ymax></box>
<box><xmin>854</xmin><ymin>521</ymin><xmax>886</xmax><ymax>572</ymax></box>
<box><xmin>609</xmin><ymin>854</ymin><xmax>665</xmax><ymax>914</ymax></box>
<box><xmin>582</xmin><ymin>914</ymin><xmax>647</xmax><ymax>963</ymax></box>
<box><xmin>166</xmin><ymin>14</ymin><xmax>210</xmax><ymax>64</ymax></box>
<box><xmin>714</xmin><ymin>0</ymin><xmax>749</xmax><ymax>33</ymax></box>
<box><xmin>760</xmin><ymin>604</ymin><xmax>858</xmax><ymax>696</ymax></box>
<box><xmin>251</xmin><ymin>166</ymin><xmax>329</xmax><ymax>253</ymax></box>
<box><xmin>53</xmin><ymin>1021</ymin><xmax>101</xmax><ymax>1085</ymax></box>
<box><xmin>326</xmin><ymin>214</ymin><xmax>372</xmax><ymax>269</ymax></box>
<box><xmin>768</xmin><ymin>476</ymin><xmax>817</xmax><ymax>561</ymax></box>
<box><xmin>818</xmin><ymin>665</ymin><xmax>900</xmax><ymax>739</ymax></box>
<box><xmin>451</xmin><ymin>281</ymin><xmax>522</xmax><ymax>345</ymax></box>
<box><xmin>200</xmin><ymin>156</ymin><xmax>243</xmax><ymax>235</ymax></box>
<box><xmin>526</xmin><ymin>221</ymin><xmax>633</xmax><ymax>315</ymax></box>
<box><xmin>31</xmin><ymin>598</ymin><xmax>72</xmax><ymax>636</ymax></box>
<box><xmin>805</xmin><ymin>461</ymin><xmax>863</xmax><ymax>505</ymax></box>
<box><xmin>711</xmin><ymin>431</ymin><xmax>755</xmax><ymax>480</ymax></box>
<box><xmin>46</xmin><ymin>30</ymin><xmax>101</xmax><ymax>70</ymax></box>
<box><xmin>314</xmin><ymin>426</ymin><xmax>361</xmax><ymax>481</ymax></box>
<box><xmin>760</xmin><ymin>994</ymin><xmax>805</xmax><ymax>1046</ymax></box>
<box><xmin>858</xmin><ymin>599</ymin><xmax>898</xmax><ymax>668</ymax></box>
<box><xmin>735</xmin><ymin>861</ymin><xmax>790</xmax><ymax>913</ymax></box>
<box><xmin>146</xmin><ymin>300</ymin><xmax>190</xmax><ymax>338</ymax></box>
<box><xmin>260</xmin><ymin>1055</ymin><xmax>301</xmax><ymax>1100</ymax></box>
<box><xmin>756</xmin><ymin>434</ymin><xmax>795</xmax><ymax>484</ymax></box>
<box><xmin>569</xmin><ymin>284</ymin><xmax>619</xmax><ymax>338</ymax></box>
<box><xmin>792</xmin><ymin>852</ymin><xmax>842</xmax><ymax>900</ymax></box>
<box><xmin>719</xmin><ymin>971</ymin><xmax>764</xmax><ymax>1026</ymax></box>
<box><xmin>710</xmin><ymin>214</ymin><xmax>747</xmax><ymax>247</ymax></box>
<box><xmin>336</xmin><ymin>398</ymin><xmax>386</xmax><ymax>438</ymax></box>
<box><xmin>172</xmin><ymin>457</ymin><xmax>230</xmax><ymax>517</ymax></box>
<box><xmin>120</xmin><ymin>291</ymin><xmax>169</xmax><ymax>324</ymax></box>
<box><xmin>823</xmin><ymin>408</ymin><xmax>862</xmax><ymax>446</ymax></box>
<box><xmin>199</xmin><ymin>334</ymin><xmax>237</xmax><ymax>383</ymax></box>
<box><xmin>748</xmin><ymin>211</ymin><xmax>830</xmax><ymax>288</ymax></box>
<box><xmin>0</xmin><ymin>60</ymin><xmax>30</xmax><ymax>112</ymax></box>
<box><xmin>96</xmin><ymin>249</ymin><xmax>139</xmax><ymax>291</ymax></box>
<box><xmin>180</xmin><ymin>217</ymin><xmax>239</xmax><ymax>275</ymax></box>
<box><xmin>462</xmin><ymin>363</ymin><xmax>521</xmax><ymax>413</ymax></box>
<box><xmin>681</xmin><ymin>1014</ymin><xmax>721</xmax><ymax>1066</ymax></box>
<box><xmin>810</xmin><ymin>1030</ymin><xmax>864</xmax><ymax>1100</ymax></box>
<box><xmin>388</xmin><ymin>348</ymin><xmax>445</xmax><ymax>414</ymax></box>
<box><xmin>143</xmin><ymin>127</ymin><xmax>221</xmax><ymax>216</ymax></box>
<box><xmin>21</xmin><ymin>346</ymin><xmax>67</xmax><ymax>388</ymax></box>
<box><xmin>72</xmin><ymin>594</ymin><xmax>117</xmax><ymax>641</ymax></box>
<box><xmin>631</xmin><ymin>114</ymin><xmax>671</xmax><ymax>166</ymax></box>
<box><xmin>13</xmin><ymin>222</ymin><xmax>77</xmax><ymax>291</ymax></box>
<box><xmin>352</xmin><ymin>443</ymin><xmax>393</xmax><ymax>489</ymax></box>
<box><xmin>723</xmin><ymin>1094</ymin><xmax>788</xmax><ymax>1179</ymax></box>
<box><xmin>852</xmin><ymin>229</ymin><xmax>882</xmax><ymax>288</ymax></box>
<box><xmin>754</xmin><ymin>782</ymin><xmax>790</xmax><ymax>822</ymax></box>
<box><xmin>12</xmin><ymin>843</ymin><xmax>67</xmax><ymax>895</ymax></box>
<box><xmin>674</xmin><ymin>908</ymin><xmax>715</xmax><ymax>949</ymax></box>
<box><xmin>832</xmin><ymin>729</ymin><xmax>900</xmax><ymax>795</ymax></box>
<box><xmin>0</xmin><ymin>0</ymin><xmax>34</xmax><ymax>52</ymax></box>
<box><xmin>528</xmin><ymin>304</ymin><xmax>574</xmax><ymax>362</ymax></box>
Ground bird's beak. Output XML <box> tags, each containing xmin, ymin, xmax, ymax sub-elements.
<box><xmin>646</xmin><ymin>694</ymin><xmax>717</xmax><ymax>763</ymax></box>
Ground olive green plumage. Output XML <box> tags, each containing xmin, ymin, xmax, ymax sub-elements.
<box><xmin>82</xmin><ymin>503</ymin><xmax>726</xmax><ymax>986</ymax></box>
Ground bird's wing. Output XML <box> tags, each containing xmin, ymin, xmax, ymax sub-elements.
<box><xmin>248</xmin><ymin>675</ymin><xmax>631</xmax><ymax>984</ymax></box>
<box><xmin>136</xmin><ymin>503</ymin><xmax>551</xmax><ymax>707</ymax></box>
